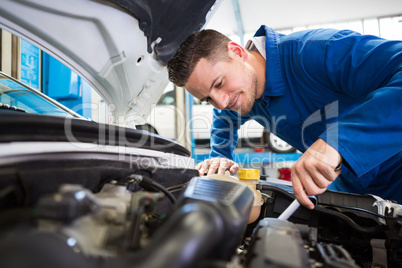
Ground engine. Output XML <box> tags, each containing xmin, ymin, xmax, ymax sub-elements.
<box><xmin>0</xmin><ymin>172</ymin><xmax>401</xmax><ymax>268</ymax></box>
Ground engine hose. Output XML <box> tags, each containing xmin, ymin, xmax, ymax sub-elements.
<box><xmin>260</xmin><ymin>184</ymin><xmax>387</xmax><ymax>234</ymax></box>
<box><xmin>313</xmin><ymin>206</ymin><xmax>388</xmax><ymax>234</ymax></box>
<box><xmin>128</xmin><ymin>174</ymin><xmax>176</xmax><ymax>204</ymax></box>
<box><xmin>105</xmin><ymin>202</ymin><xmax>224</xmax><ymax>268</ymax></box>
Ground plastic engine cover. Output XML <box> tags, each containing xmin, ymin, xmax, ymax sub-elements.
<box><xmin>246</xmin><ymin>218</ymin><xmax>310</xmax><ymax>268</ymax></box>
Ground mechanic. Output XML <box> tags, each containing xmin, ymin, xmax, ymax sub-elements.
<box><xmin>167</xmin><ymin>26</ymin><xmax>402</xmax><ymax>209</ymax></box>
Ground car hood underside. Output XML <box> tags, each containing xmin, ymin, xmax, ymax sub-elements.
<box><xmin>0</xmin><ymin>0</ymin><xmax>220</xmax><ymax>126</ymax></box>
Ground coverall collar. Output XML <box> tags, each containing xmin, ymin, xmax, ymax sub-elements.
<box><xmin>254</xmin><ymin>25</ymin><xmax>285</xmax><ymax>99</ymax></box>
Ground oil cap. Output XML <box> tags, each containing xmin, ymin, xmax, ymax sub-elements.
<box><xmin>238</xmin><ymin>168</ymin><xmax>260</xmax><ymax>180</ymax></box>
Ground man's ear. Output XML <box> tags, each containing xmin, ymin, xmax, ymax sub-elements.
<box><xmin>227</xmin><ymin>41</ymin><xmax>248</xmax><ymax>61</ymax></box>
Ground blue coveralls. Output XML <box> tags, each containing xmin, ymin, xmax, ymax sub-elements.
<box><xmin>210</xmin><ymin>25</ymin><xmax>402</xmax><ymax>203</ymax></box>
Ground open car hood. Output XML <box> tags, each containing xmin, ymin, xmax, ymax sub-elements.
<box><xmin>0</xmin><ymin>0</ymin><xmax>221</xmax><ymax>126</ymax></box>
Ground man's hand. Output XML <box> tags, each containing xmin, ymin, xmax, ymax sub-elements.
<box><xmin>196</xmin><ymin>158</ymin><xmax>239</xmax><ymax>175</ymax></box>
<box><xmin>291</xmin><ymin>139</ymin><xmax>342</xmax><ymax>210</ymax></box>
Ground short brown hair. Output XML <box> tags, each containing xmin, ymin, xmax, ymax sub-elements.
<box><xmin>167</xmin><ymin>29</ymin><xmax>231</xmax><ymax>87</ymax></box>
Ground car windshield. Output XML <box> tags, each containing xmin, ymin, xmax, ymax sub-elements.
<box><xmin>0</xmin><ymin>73</ymin><xmax>74</xmax><ymax>117</ymax></box>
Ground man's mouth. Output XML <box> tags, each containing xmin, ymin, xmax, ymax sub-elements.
<box><xmin>227</xmin><ymin>94</ymin><xmax>240</xmax><ymax>110</ymax></box>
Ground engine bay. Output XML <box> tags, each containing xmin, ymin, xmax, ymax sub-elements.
<box><xmin>0</xmin><ymin>159</ymin><xmax>401</xmax><ymax>268</ymax></box>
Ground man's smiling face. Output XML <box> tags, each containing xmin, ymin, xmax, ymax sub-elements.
<box><xmin>184</xmin><ymin>56</ymin><xmax>258</xmax><ymax>116</ymax></box>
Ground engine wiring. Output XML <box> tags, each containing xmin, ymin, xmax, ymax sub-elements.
<box><xmin>166</xmin><ymin>182</ymin><xmax>189</xmax><ymax>193</ymax></box>
<box><xmin>127</xmin><ymin>174</ymin><xmax>176</xmax><ymax>204</ymax></box>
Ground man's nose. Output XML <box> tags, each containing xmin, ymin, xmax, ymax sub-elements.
<box><xmin>212</xmin><ymin>91</ymin><xmax>230</xmax><ymax>109</ymax></box>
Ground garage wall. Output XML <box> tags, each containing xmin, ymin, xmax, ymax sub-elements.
<box><xmin>207</xmin><ymin>0</ymin><xmax>402</xmax><ymax>37</ymax></box>
<box><xmin>0</xmin><ymin>29</ymin><xmax>19</xmax><ymax>79</ymax></box>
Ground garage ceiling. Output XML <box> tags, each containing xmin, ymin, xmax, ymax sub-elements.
<box><xmin>206</xmin><ymin>0</ymin><xmax>402</xmax><ymax>36</ymax></box>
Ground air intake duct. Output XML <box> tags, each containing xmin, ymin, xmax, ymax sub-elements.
<box><xmin>115</xmin><ymin>176</ymin><xmax>254</xmax><ymax>268</ymax></box>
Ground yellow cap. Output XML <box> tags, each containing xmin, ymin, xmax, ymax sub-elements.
<box><xmin>238</xmin><ymin>168</ymin><xmax>260</xmax><ymax>180</ymax></box>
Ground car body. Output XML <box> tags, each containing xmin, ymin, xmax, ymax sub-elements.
<box><xmin>0</xmin><ymin>1</ymin><xmax>401</xmax><ymax>268</ymax></box>
<box><xmin>0</xmin><ymin>71</ymin><xmax>83</xmax><ymax>118</ymax></box>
